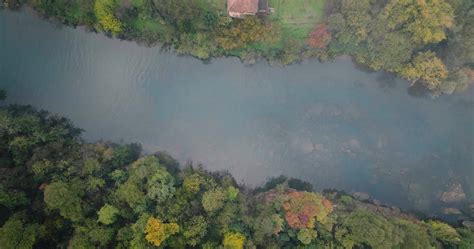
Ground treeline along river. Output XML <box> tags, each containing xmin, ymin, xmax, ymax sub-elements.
<box><xmin>1</xmin><ymin>9</ymin><xmax>473</xmax><ymax>215</ymax></box>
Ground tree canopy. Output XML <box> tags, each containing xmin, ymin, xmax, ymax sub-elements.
<box><xmin>381</xmin><ymin>0</ymin><xmax>454</xmax><ymax>45</ymax></box>
<box><xmin>0</xmin><ymin>83</ymin><xmax>472</xmax><ymax>248</ymax></box>
<box><xmin>8</xmin><ymin>0</ymin><xmax>472</xmax><ymax>95</ymax></box>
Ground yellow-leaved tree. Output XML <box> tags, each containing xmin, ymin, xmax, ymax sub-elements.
<box><xmin>381</xmin><ymin>0</ymin><xmax>454</xmax><ymax>45</ymax></box>
<box><xmin>400</xmin><ymin>51</ymin><xmax>448</xmax><ymax>90</ymax></box>
<box><xmin>144</xmin><ymin>217</ymin><xmax>179</xmax><ymax>247</ymax></box>
<box><xmin>94</xmin><ymin>0</ymin><xmax>123</xmax><ymax>36</ymax></box>
<box><xmin>223</xmin><ymin>232</ymin><xmax>246</xmax><ymax>249</ymax></box>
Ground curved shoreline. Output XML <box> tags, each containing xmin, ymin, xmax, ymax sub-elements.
<box><xmin>3</xmin><ymin>1</ymin><xmax>472</xmax><ymax>99</ymax></box>
<box><xmin>0</xmin><ymin>100</ymin><xmax>473</xmax><ymax>247</ymax></box>
<box><xmin>2</xmin><ymin>8</ymin><xmax>474</xmax><ymax>217</ymax></box>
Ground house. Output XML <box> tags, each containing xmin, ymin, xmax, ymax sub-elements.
<box><xmin>227</xmin><ymin>0</ymin><xmax>269</xmax><ymax>18</ymax></box>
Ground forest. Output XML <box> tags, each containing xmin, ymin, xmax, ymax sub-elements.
<box><xmin>0</xmin><ymin>92</ymin><xmax>473</xmax><ymax>248</ymax></box>
<box><xmin>1</xmin><ymin>0</ymin><xmax>473</xmax><ymax>96</ymax></box>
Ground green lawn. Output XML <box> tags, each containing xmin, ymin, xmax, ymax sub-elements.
<box><xmin>198</xmin><ymin>0</ymin><xmax>227</xmax><ymax>13</ymax></box>
<box><xmin>268</xmin><ymin>0</ymin><xmax>326</xmax><ymax>40</ymax></box>
<box><xmin>130</xmin><ymin>0</ymin><xmax>145</xmax><ymax>8</ymax></box>
<box><xmin>130</xmin><ymin>18</ymin><xmax>164</xmax><ymax>33</ymax></box>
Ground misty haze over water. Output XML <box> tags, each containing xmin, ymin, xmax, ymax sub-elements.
<box><xmin>1</xmin><ymin>10</ymin><xmax>473</xmax><ymax>215</ymax></box>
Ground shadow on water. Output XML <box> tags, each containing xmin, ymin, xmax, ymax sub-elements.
<box><xmin>407</xmin><ymin>83</ymin><xmax>434</xmax><ymax>98</ymax></box>
<box><xmin>376</xmin><ymin>73</ymin><xmax>398</xmax><ymax>90</ymax></box>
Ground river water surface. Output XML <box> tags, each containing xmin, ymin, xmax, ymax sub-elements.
<box><xmin>1</xmin><ymin>9</ymin><xmax>473</xmax><ymax>214</ymax></box>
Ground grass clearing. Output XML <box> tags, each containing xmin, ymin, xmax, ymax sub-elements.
<box><xmin>131</xmin><ymin>18</ymin><xmax>163</xmax><ymax>33</ymax></box>
<box><xmin>130</xmin><ymin>0</ymin><xmax>145</xmax><ymax>8</ymax></box>
<box><xmin>198</xmin><ymin>0</ymin><xmax>227</xmax><ymax>13</ymax></box>
<box><xmin>268</xmin><ymin>0</ymin><xmax>326</xmax><ymax>40</ymax></box>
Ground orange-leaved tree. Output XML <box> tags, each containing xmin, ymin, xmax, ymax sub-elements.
<box><xmin>307</xmin><ymin>24</ymin><xmax>332</xmax><ymax>49</ymax></box>
<box><xmin>282</xmin><ymin>191</ymin><xmax>333</xmax><ymax>229</ymax></box>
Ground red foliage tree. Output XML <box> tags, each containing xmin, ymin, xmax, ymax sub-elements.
<box><xmin>307</xmin><ymin>24</ymin><xmax>332</xmax><ymax>49</ymax></box>
<box><xmin>282</xmin><ymin>191</ymin><xmax>333</xmax><ymax>229</ymax></box>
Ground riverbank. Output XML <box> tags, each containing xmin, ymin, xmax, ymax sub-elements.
<box><xmin>2</xmin><ymin>0</ymin><xmax>473</xmax><ymax>96</ymax></box>
<box><xmin>0</xmin><ymin>100</ymin><xmax>473</xmax><ymax>248</ymax></box>
<box><xmin>2</xmin><ymin>8</ymin><xmax>473</xmax><ymax>218</ymax></box>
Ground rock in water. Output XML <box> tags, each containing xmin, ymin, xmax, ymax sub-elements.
<box><xmin>301</xmin><ymin>142</ymin><xmax>314</xmax><ymax>154</ymax></box>
<box><xmin>440</xmin><ymin>183</ymin><xmax>466</xmax><ymax>203</ymax></box>
<box><xmin>462</xmin><ymin>220</ymin><xmax>474</xmax><ymax>230</ymax></box>
<box><xmin>442</xmin><ymin>207</ymin><xmax>462</xmax><ymax>215</ymax></box>
<box><xmin>353</xmin><ymin>192</ymin><xmax>370</xmax><ymax>201</ymax></box>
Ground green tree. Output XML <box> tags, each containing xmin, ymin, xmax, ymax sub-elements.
<box><xmin>69</xmin><ymin>220</ymin><xmax>115</xmax><ymax>248</ymax></box>
<box><xmin>227</xmin><ymin>186</ymin><xmax>239</xmax><ymax>201</ymax></box>
<box><xmin>297</xmin><ymin>228</ymin><xmax>317</xmax><ymax>245</ymax></box>
<box><xmin>82</xmin><ymin>158</ymin><xmax>101</xmax><ymax>175</ymax></box>
<box><xmin>444</xmin><ymin>4</ymin><xmax>474</xmax><ymax>69</ymax></box>
<box><xmin>32</xmin><ymin>0</ymin><xmax>95</xmax><ymax>26</ymax></box>
<box><xmin>439</xmin><ymin>69</ymin><xmax>471</xmax><ymax>94</ymax></box>
<box><xmin>216</xmin><ymin>16</ymin><xmax>279</xmax><ymax>50</ymax></box>
<box><xmin>97</xmin><ymin>204</ymin><xmax>119</xmax><ymax>225</ymax></box>
<box><xmin>0</xmin><ymin>215</ymin><xmax>38</xmax><ymax>249</ymax></box>
<box><xmin>396</xmin><ymin>220</ymin><xmax>433</xmax><ymax>249</ymax></box>
<box><xmin>327</xmin><ymin>0</ymin><xmax>373</xmax><ymax>61</ymax></box>
<box><xmin>43</xmin><ymin>181</ymin><xmax>84</xmax><ymax>221</ymax></box>
<box><xmin>68</xmin><ymin>232</ymin><xmax>95</xmax><ymax>249</ymax></box>
<box><xmin>458</xmin><ymin>228</ymin><xmax>474</xmax><ymax>249</ymax></box>
<box><xmin>216</xmin><ymin>203</ymin><xmax>239</xmax><ymax>234</ymax></box>
<box><xmin>183</xmin><ymin>216</ymin><xmax>208</xmax><ymax>246</ymax></box>
<box><xmin>110</xmin><ymin>169</ymin><xmax>127</xmax><ymax>184</ymax></box>
<box><xmin>0</xmin><ymin>106</ymin><xmax>81</xmax><ymax>167</ymax></box>
<box><xmin>109</xmin><ymin>143</ymin><xmax>141</xmax><ymax>168</ymax></box>
<box><xmin>202</xmin><ymin>187</ymin><xmax>226</xmax><ymax>212</ymax></box>
<box><xmin>145</xmin><ymin>163</ymin><xmax>175</xmax><ymax>203</ymax></box>
<box><xmin>176</xmin><ymin>33</ymin><xmax>214</xmax><ymax>59</ymax></box>
<box><xmin>86</xmin><ymin>176</ymin><xmax>105</xmax><ymax>192</ymax></box>
<box><xmin>116</xmin><ymin>156</ymin><xmax>175</xmax><ymax>212</ymax></box>
<box><xmin>0</xmin><ymin>185</ymin><xmax>29</xmax><ymax>209</ymax></box>
<box><xmin>364</xmin><ymin>31</ymin><xmax>414</xmax><ymax>71</ymax></box>
<box><xmin>335</xmin><ymin>211</ymin><xmax>402</xmax><ymax>249</ymax></box>
<box><xmin>381</xmin><ymin>0</ymin><xmax>454</xmax><ymax>44</ymax></box>
<box><xmin>151</xmin><ymin>0</ymin><xmax>203</xmax><ymax>33</ymax></box>
<box><xmin>425</xmin><ymin>220</ymin><xmax>461</xmax><ymax>247</ymax></box>
<box><xmin>116</xmin><ymin>180</ymin><xmax>146</xmax><ymax>212</ymax></box>
<box><xmin>253</xmin><ymin>209</ymin><xmax>284</xmax><ymax>245</ymax></box>
<box><xmin>339</xmin><ymin>0</ymin><xmax>371</xmax><ymax>43</ymax></box>
<box><xmin>182</xmin><ymin>173</ymin><xmax>204</xmax><ymax>195</ymax></box>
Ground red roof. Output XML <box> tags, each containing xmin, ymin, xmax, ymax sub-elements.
<box><xmin>228</xmin><ymin>0</ymin><xmax>259</xmax><ymax>14</ymax></box>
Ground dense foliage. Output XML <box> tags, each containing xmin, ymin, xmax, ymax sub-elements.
<box><xmin>326</xmin><ymin>0</ymin><xmax>473</xmax><ymax>96</ymax></box>
<box><xmin>0</xmin><ymin>96</ymin><xmax>473</xmax><ymax>248</ymax></box>
<box><xmin>1</xmin><ymin>0</ymin><xmax>472</xmax><ymax>96</ymax></box>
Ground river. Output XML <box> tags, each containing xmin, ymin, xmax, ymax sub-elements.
<box><xmin>1</xmin><ymin>9</ymin><xmax>473</xmax><ymax>215</ymax></box>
